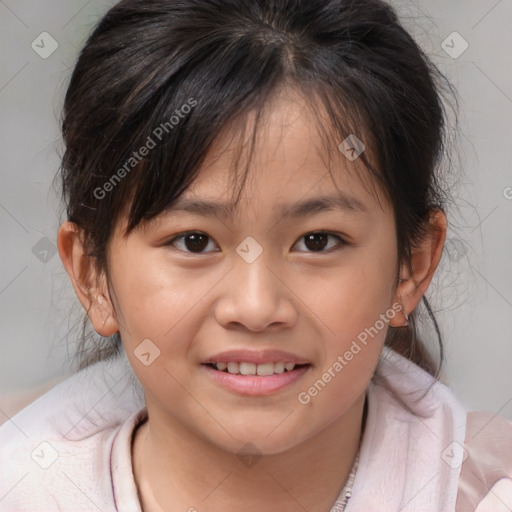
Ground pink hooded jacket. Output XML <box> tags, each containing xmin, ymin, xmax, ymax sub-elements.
<box><xmin>0</xmin><ymin>348</ymin><xmax>510</xmax><ymax>511</ymax></box>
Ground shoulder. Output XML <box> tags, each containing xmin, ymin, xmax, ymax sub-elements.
<box><xmin>371</xmin><ymin>350</ymin><xmax>512</xmax><ymax>511</ymax></box>
<box><xmin>457</xmin><ymin>411</ymin><xmax>512</xmax><ymax>512</ymax></box>
<box><xmin>349</xmin><ymin>349</ymin><xmax>467</xmax><ymax>511</ymax></box>
<box><xmin>0</xmin><ymin>350</ymin><xmax>145</xmax><ymax>510</ymax></box>
<box><xmin>373</xmin><ymin>347</ymin><xmax>466</xmax><ymax>422</ymax></box>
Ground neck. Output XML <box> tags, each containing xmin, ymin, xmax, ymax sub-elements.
<box><xmin>132</xmin><ymin>394</ymin><xmax>366</xmax><ymax>512</ymax></box>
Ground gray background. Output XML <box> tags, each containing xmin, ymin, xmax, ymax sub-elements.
<box><xmin>0</xmin><ymin>0</ymin><xmax>511</xmax><ymax>420</ymax></box>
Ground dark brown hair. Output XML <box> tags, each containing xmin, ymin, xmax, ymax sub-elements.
<box><xmin>59</xmin><ymin>0</ymin><xmax>456</xmax><ymax>376</ymax></box>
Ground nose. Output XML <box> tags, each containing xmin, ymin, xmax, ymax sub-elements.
<box><xmin>214</xmin><ymin>251</ymin><xmax>298</xmax><ymax>332</ymax></box>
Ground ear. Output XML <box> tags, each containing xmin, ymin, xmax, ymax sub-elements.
<box><xmin>389</xmin><ymin>209</ymin><xmax>447</xmax><ymax>327</ymax></box>
<box><xmin>57</xmin><ymin>221</ymin><xmax>119</xmax><ymax>337</ymax></box>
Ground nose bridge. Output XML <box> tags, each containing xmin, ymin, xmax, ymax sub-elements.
<box><xmin>215</xmin><ymin>239</ymin><xmax>296</xmax><ymax>331</ymax></box>
<box><xmin>234</xmin><ymin>241</ymin><xmax>278</xmax><ymax>306</ymax></box>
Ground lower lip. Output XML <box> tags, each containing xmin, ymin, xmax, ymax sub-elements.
<box><xmin>201</xmin><ymin>364</ymin><xmax>311</xmax><ymax>396</ymax></box>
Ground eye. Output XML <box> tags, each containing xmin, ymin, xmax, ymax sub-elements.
<box><xmin>292</xmin><ymin>232</ymin><xmax>347</xmax><ymax>253</ymax></box>
<box><xmin>165</xmin><ymin>230</ymin><xmax>347</xmax><ymax>254</ymax></box>
<box><xmin>166</xmin><ymin>231</ymin><xmax>219</xmax><ymax>254</ymax></box>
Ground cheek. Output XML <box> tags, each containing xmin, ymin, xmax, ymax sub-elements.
<box><xmin>296</xmin><ymin>269</ymin><xmax>394</xmax><ymax>420</ymax></box>
<box><xmin>304</xmin><ymin>242</ymin><xmax>397</xmax><ymax>377</ymax></box>
<box><xmin>309</xmin><ymin>249</ymin><xmax>396</xmax><ymax>335</ymax></box>
<box><xmin>109</xmin><ymin>248</ymin><xmax>191</xmax><ymax>331</ymax></box>
<box><xmin>109</xmin><ymin>249</ymin><xmax>223</xmax><ymax>372</ymax></box>
<box><xmin>114</xmin><ymin>266</ymin><xmax>210</xmax><ymax>416</ymax></box>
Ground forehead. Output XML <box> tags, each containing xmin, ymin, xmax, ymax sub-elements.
<box><xmin>171</xmin><ymin>88</ymin><xmax>391</xmax><ymax>219</ymax></box>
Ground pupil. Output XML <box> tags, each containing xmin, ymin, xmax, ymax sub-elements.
<box><xmin>185</xmin><ymin>233</ymin><xmax>208</xmax><ymax>252</ymax></box>
<box><xmin>305</xmin><ymin>233</ymin><xmax>328</xmax><ymax>251</ymax></box>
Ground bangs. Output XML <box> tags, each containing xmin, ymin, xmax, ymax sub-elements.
<box><xmin>119</xmin><ymin>80</ymin><xmax>386</xmax><ymax>238</ymax></box>
<box><xmin>62</xmin><ymin>0</ymin><xmax>446</xmax><ymax>263</ymax></box>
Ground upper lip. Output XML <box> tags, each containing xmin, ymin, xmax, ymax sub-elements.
<box><xmin>202</xmin><ymin>349</ymin><xmax>311</xmax><ymax>365</ymax></box>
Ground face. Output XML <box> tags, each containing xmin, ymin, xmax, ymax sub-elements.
<box><xmin>104</xmin><ymin>90</ymin><xmax>400</xmax><ymax>455</ymax></box>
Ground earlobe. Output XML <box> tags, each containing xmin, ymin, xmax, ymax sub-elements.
<box><xmin>89</xmin><ymin>289</ymin><xmax>120</xmax><ymax>337</ymax></box>
<box><xmin>389</xmin><ymin>209</ymin><xmax>447</xmax><ymax>327</ymax></box>
<box><xmin>57</xmin><ymin>221</ymin><xmax>119</xmax><ymax>337</ymax></box>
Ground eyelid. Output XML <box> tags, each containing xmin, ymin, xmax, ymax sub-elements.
<box><xmin>165</xmin><ymin>231</ymin><xmax>220</xmax><ymax>253</ymax></box>
<box><xmin>291</xmin><ymin>232</ymin><xmax>348</xmax><ymax>253</ymax></box>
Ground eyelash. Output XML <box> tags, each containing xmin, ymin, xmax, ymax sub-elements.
<box><xmin>165</xmin><ymin>231</ymin><xmax>348</xmax><ymax>255</ymax></box>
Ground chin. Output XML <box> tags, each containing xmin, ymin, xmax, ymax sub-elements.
<box><xmin>207</xmin><ymin>420</ymin><xmax>309</xmax><ymax>458</ymax></box>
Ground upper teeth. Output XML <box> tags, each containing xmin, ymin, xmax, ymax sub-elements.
<box><xmin>213</xmin><ymin>362</ymin><xmax>297</xmax><ymax>375</ymax></box>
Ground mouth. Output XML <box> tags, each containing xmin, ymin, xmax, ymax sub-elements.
<box><xmin>201</xmin><ymin>356</ymin><xmax>312</xmax><ymax>396</ymax></box>
<box><xmin>203</xmin><ymin>361</ymin><xmax>311</xmax><ymax>376</ymax></box>
<box><xmin>201</xmin><ymin>349</ymin><xmax>312</xmax><ymax>395</ymax></box>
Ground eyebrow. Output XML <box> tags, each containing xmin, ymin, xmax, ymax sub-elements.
<box><xmin>164</xmin><ymin>193</ymin><xmax>369</xmax><ymax>219</ymax></box>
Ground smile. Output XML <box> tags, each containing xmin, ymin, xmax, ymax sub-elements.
<box><xmin>201</xmin><ymin>362</ymin><xmax>311</xmax><ymax>395</ymax></box>
<box><xmin>205</xmin><ymin>361</ymin><xmax>304</xmax><ymax>376</ymax></box>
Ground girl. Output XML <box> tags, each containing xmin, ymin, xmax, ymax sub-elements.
<box><xmin>1</xmin><ymin>0</ymin><xmax>511</xmax><ymax>511</ymax></box>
